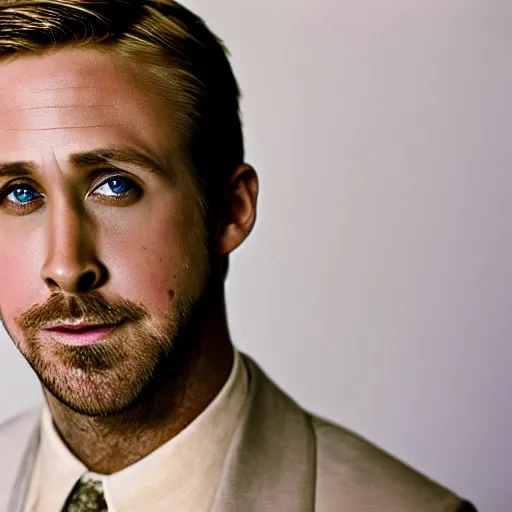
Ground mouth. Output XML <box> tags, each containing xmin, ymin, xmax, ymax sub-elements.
<box><xmin>44</xmin><ymin>322</ymin><xmax>122</xmax><ymax>346</ymax></box>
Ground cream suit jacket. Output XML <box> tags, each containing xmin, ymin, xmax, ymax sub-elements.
<box><xmin>0</xmin><ymin>355</ymin><xmax>476</xmax><ymax>512</ymax></box>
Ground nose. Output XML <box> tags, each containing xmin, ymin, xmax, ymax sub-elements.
<box><xmin>40</xmin><ymin>200</ymin><xmax>106</xmax><ymax>294</ymax></box>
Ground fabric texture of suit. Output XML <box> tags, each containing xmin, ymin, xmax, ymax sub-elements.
<box><xmin>0</xmin><ymin>354</ymin><xmax>476</xmax><ymax>511</ymax></box>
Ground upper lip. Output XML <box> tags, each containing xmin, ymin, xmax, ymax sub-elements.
<box><xmin>45</xmin><ymin>323</ymin><xmax>117</xmax><ymax>331</ymax></box>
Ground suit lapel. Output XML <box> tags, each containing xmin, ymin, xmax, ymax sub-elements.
<box><xmin>7</xmin><ymin>424</ymin><xmax>40</xmax><ymax>512</ymax></box>
<box><xmin>0</xmin><ymin>409</ymin><xmax>40</xmax><ymax>512</ymax></box>
<box><xmin>211</xmin><ymin>355</ymin><xmax>316</xmax><ymax>512</ymax></box>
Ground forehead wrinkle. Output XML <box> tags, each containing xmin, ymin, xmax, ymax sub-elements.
<box><xmin>0</xmin><ymin>85</ymin><xmax>121</xmax><ymax>109</ymax></box>
<box><xmin>32</xmin><ymin>87</ymin><xmax>100</xmax><ymax>93</ymax></box>
<box><xmin>0</xmin><ymin>124</ymin><xmax>124</xmax><ymax>132</ymax></box>
<box><xmin>0</xmin><ymin>86</ymin><xmax>99</xmax><ymax>93</ymax></box>
<box><xmin>0</xmin><ymin>104</ymin><xmax>119</xmax><ymax>115</ymax></box>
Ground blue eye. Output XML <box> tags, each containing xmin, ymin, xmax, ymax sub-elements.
<box><xmin>93</xmin><ymin>177</ymin><xmax>135</xmax><ymax>197</ymax></box>
<box><xmin>8</xmin><ymin>186</ymin><xmax>41</xmax><ymax>205</ymax></box>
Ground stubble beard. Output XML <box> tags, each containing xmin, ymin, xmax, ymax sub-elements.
<box><xmin>9</xmin><ymin>291</ymin><xmax>196</xmax><ymax>418</ymax></box>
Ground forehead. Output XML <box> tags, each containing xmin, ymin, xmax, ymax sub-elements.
<box><xmin>0</xmin><ymin>48</ymin><xmax>132</xmax><ymax>98</ymax></box>
<box><xmin>0</xmin><ymin>48</ymin><xmax>180</xmax><ymax>165</ymax></box>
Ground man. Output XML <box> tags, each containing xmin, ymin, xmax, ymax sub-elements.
<box><xmin>0</xmin><ymin>1</ymin><xmax>476</xmax><ymax>510</ymax></box>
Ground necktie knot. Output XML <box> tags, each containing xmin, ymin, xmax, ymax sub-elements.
<box><xmin>62</xmin><ymin>475</ymin><xmax>108</xmax><ymax>512</ymax></box>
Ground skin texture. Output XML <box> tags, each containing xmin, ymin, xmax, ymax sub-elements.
<box><xmin>0</xmin><ymin>48</ymin><xmax>258</xmax><ymax>473</ymax></box>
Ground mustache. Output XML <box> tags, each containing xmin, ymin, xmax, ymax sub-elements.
<box><xmin>17</xmin><ymin>291</ymin><xmax>149</xmax><ymax>333</ymax></box>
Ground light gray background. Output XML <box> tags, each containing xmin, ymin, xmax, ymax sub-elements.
<box><xmin>0</xmin><ymin>1</ymin><xmax>510</xmax><ymax>510</ymax></box>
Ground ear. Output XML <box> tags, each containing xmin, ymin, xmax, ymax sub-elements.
<box><xmin>217</xmin><ymin>164</ymin><xmax>259</xmax><ymax>256</ymax></box>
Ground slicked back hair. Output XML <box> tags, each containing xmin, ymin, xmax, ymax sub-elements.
<box><xmin>0</xmin><ymin>0</ymin><xmax>244</xmax><ymax>224</ymax></box>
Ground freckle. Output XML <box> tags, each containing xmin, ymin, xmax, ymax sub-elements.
<box><xmin>142</xmin><ymin>246</ymin><xmax>147</xmax><ymax>250</ymax></box>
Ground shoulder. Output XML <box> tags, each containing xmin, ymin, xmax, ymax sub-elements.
<box><xmin>311</xmin><ymin>415</ymin><xmax>473</xmax><ymax>511</ymax></box>
<box><xmin>0</xmin><ymin>408</ymin><xmax>40</xmax><ymax>464</ymax></box>
<box><xmin>223</xmin><ymin>354</ymin><xmax>477</xmax><ymax>511</ymax></box>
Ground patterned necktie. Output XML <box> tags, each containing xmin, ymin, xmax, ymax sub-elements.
<box><xmin>62</xmin><ymin>476</ymin><xmax>108</xmax><ymax>512</ymax></box>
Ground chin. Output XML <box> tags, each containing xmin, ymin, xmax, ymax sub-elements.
<box><xmin>24</xmin><ymin>326</ymin><xmax>177</xmax><ymax>417</ymax></box>
<box><xmin>41</xmin><ymin>368</ymin><xmax>152</xmax><ymax>417</ymax></box>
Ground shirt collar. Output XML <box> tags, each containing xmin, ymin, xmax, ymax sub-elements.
<box><xmin>32</xmin><ymin>348</ymin><xmax>248</xmax><ymax>512</ymax></box>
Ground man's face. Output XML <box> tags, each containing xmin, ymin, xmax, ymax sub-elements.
<box><xmin>0</xmin><ymin>48</ymin><xmax>210</xmax><ymax>415</ymax></box>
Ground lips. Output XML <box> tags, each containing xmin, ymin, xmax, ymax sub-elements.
<box><xmin>44</xmin><ymin>323</ymin><xmax>120</xmax><ymax>346</ymax></box>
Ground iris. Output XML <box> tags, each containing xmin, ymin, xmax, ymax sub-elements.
<box><xmin>91</xmin><ymin>176</ymin><xmax>136</xmax><ymax>198</ymax></box>
<box><xmin>107</xmin><ymin>178</ymin><xmax>131</xmax><ymax>195</ymax></box>
<box><xmin>11</xmin><ymin>187</ymin><xmax>39</xmax><ymax>204</ymax></box>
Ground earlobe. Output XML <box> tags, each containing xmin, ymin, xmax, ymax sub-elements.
<box><xmin>217</xmin><ymin>164</ymin><xmax>258</xmax><ymax>256</ymax></box>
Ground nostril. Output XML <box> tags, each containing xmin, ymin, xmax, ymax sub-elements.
<box><xmin>77</xmin><ymin>271</ymin><xmax>98</xmax><ymax>293</ymax></box>
<box><xmin>45</xmin><ymin>278</ymin><xmax>60</xmax><ymax>292</ymax></box>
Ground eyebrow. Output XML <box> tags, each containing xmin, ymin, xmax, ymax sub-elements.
<box><xmin>0</xmin><ymin>148</ymin><xmax>167</xmax><ymax>179</ymax></box>
<box><xmin>0</xmin><ymin>161</ymin><xmax>37</xmax><ymax>178</ymax></box>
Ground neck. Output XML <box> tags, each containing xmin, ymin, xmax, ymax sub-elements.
<box><xmin>44</xmin><ymin>295</ymin><xmax>234</xmax><ymax>475</ymax></box>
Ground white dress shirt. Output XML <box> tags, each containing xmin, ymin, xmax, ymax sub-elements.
<box><xmin>24</xmin><ymin>348</ymin><xmax>249</xmax><ymax>512</ymax></box>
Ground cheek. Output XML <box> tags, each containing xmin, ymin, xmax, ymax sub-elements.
<box><xmin>100</xmin><ymin>204</ymin><xmax>190</xmax><ymax>313</ymax></box>
<box><xmin>0</xmin><ymin>227</ymin><xmax>45</xmax><ymax>325</ymax></box>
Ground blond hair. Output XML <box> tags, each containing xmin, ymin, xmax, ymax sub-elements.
<box><xmin>0</xmin><ymin>0</ymin><xmax>244</xmax><ymax>219</ymax></box>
